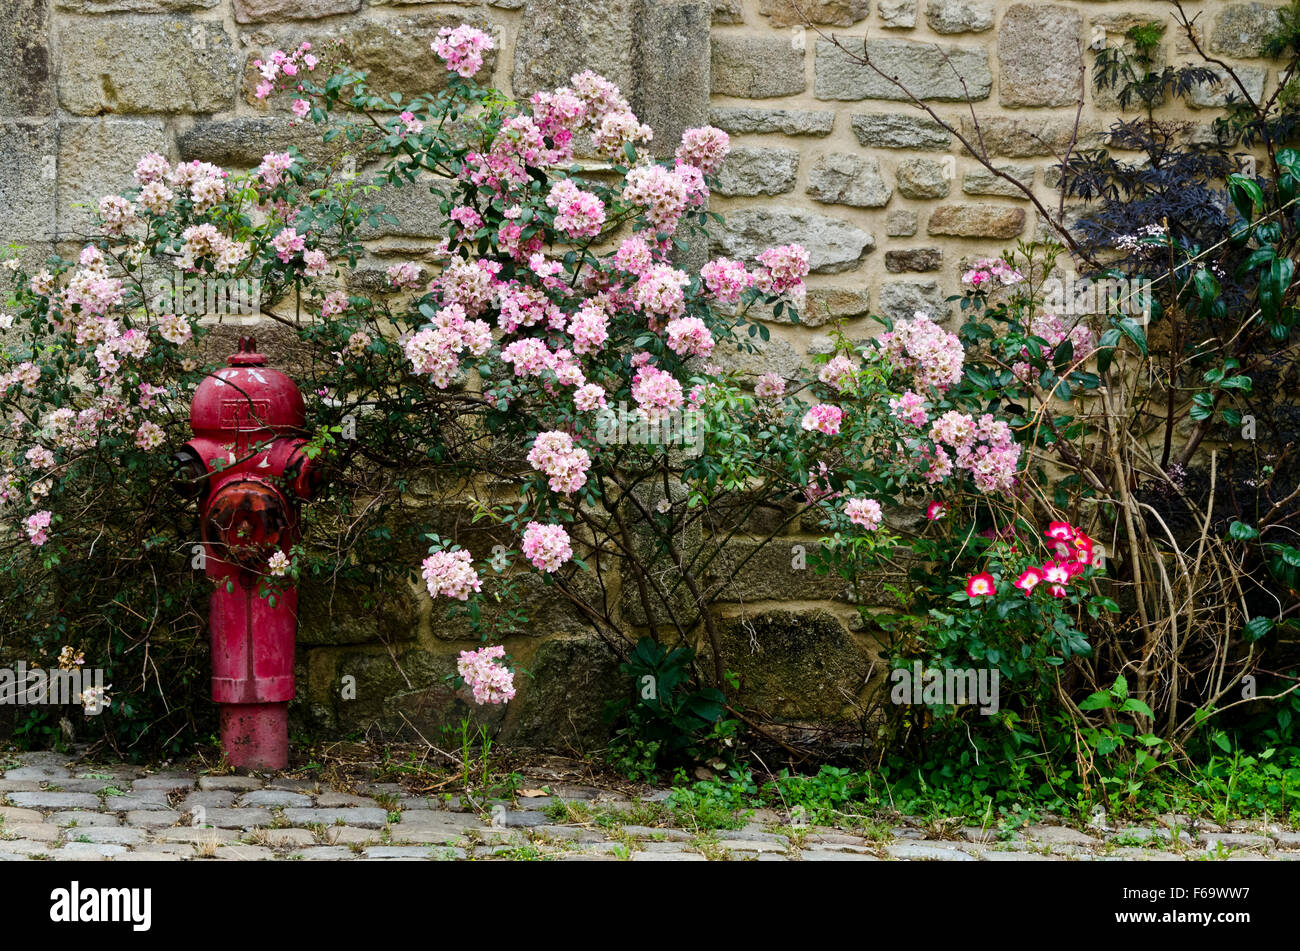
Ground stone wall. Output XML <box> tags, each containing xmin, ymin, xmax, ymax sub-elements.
<box><xmin>0</xmin><ymin>0</ymin><xmax>1283</xmax><ymax>747</ymax></box>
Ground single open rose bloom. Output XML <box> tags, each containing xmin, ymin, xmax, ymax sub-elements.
<box><xmin>1014</xmin><ymin>566</ymin><xmax>1043</xmax><ymax>593</ymax></box>
<box><xmin>966</xmin><ymin>572</ymin><xmax>996</xmax><ymax>597</ymax></box>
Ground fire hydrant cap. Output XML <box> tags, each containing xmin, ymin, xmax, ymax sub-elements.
<box><xmin>228</xmin><ymin>335</ymin><xmax>268</xmax><ymax>366</ymax></box>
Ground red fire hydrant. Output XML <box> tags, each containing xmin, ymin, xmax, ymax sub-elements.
<box><xmin>173</xmin><ymin>337</ymin><xmax>322</xmax><ymax>770</ymax></box>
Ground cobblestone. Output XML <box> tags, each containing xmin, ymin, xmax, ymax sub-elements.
<box><xmin>282</xmin><ymin>807</ymin><xmax>389</xmax><ymax>829</ymax></box>
<box><xmin>0</xmin><ymin>753</ymin><xmax>1294</xmax><ymax>862</ymax></box>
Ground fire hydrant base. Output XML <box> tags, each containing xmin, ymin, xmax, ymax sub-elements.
<box><xmin>219</xmin><ymin>702</ymin><xmax>289</xmax><ymax>771</ymax></box>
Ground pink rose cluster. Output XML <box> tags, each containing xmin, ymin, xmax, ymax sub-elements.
<box><xmin>878</xmin><ymin>312</ymin><xmax>964</xmax><ymax>394</ymax></box>
<box><xmin>801</xmin><ymin>403</ymin><xmax>844</xmax><ymax>436</ymax></box>
<box><xmin>631</xmin><ymin>365</ymin><xmax>685</xmax><ymax>424</ymax></box>
<box><xmin>961</xmin><ymin>256</ymin><xmax>1024</xmax><ymax>289</ymax></box>
<box><xmin>843</xmin><ymin>497</ymin><xmax>883</xmax><ymax>531</ymax></box>
<box><xmin>457</xmin><ymin>644</ymin><xmax>516</xmax><ymax>705</ymax></box>
<box><xmin>546</xmin><ymin>179</ymin><xmax>606</xmax><ymax>239</ymax></box>
<box><xmin>929</xmin><ymin>410</ymin><xmax>1021</xmax><ymax>494</ymax></box>
<box><xmin>432</xmin><ymin>25</ymin><xmax>495</xmax><ymax>79</ymax></box>
<box><xmin>421</xmin><ymin>549</ymin><xmax>483</xmax><ymax>601</ymax></box>
<box><xmin>527</xmin><ymin>430</ymin><xmax>592</xmax><ymax>495</ymax></box>
<box><xmin>888</xmin><ymin>390</ymin><xmax>928</xmax><ymax>428</ymax></box>
<box><xmin>521</xmin><ymin>521</ymin><xmax>573</xmax><ymax>573</ymax></box>
<box><xmin>252</xmin><ymin>43</ymin><xmax>319</xmax><ymax>101</ymax></box>
<box><xmin>403</xmin><ymin>304</ymin><xmax>493</xmax><ymax>389</ymax></box>
<box><xmin>1013</xmin><ymin>313</ymin><xmax>1096</xmax><ymax>385</ymax></box>
<box><xmin>24</xmin><ymin>510</ymin><xmax>52</xmax><ymax>547</ymax></box>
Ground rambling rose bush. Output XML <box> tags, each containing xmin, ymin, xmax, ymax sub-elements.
<box><xmin>0</xmin><ymin>23</ymin><xmax>1031</xmax><ymax>766</ymax></box>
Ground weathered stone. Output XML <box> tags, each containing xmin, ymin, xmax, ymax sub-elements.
<box><xmin>333</xmin><ymin>648</ymin><xmax>480</xmax><ymax>737</ymax></box>
<box><xmin>7</xmin><ymin>792</ymin><xmax>100</xmax><ymax>809</ymax></box>
<box><xmin>387</xmin><ymin>824</ymin><xmax>465</xmax><ymax>845</ymax></box>
<box><xmin>156</xmin><ymin>827</ymin><xmax>239</xmax><ymax>844</ymax></box>
<box><xmin>711</xmin><ymin>36</ymin><xmax>806</xmax><ymax>99</ymax></box>
<box><xmin>1090</xmin><ymin>34</ymin><xmax>1168</xmax><ymax>111</ymax></box>
<box><xmin>800</xmin><ymin>287</ymin><xmax>872</xmax><ymax>326</ymax></box>
<box><xmin>103</xmin><ymin>791</ymin><xmax>172</xmax><ymax>811</ymax></box>
<box><xmin>877</xmin><ymin>0</ymin><xmax>915</xmax><ymax>28</ymax></box>
<box><xmin>707</xmin><ymin>541</ymin><xmax>848</xmax><ymax>603</ymax></box>
<box><xmin>197</xmin><ymin>775</ymin><xmax>263</xmax><ymax>792</ymax></box>
<box><xmin>316</xmin><ymin>791</ymin><xmax>378</xmax><ymax>808</ymax></box>
<box><xmin>926</xmin><ymin>0</ymin><xmax>992</xmax><ymax>34</ymax></box>
<box><xmin>1</xmin><ymin>0</ymin><xmax>53</xmax><ymax>115</ymax></box>
<box><xmin>69</xmin><ymin>827</ymin><xmax>147</xmax><ymax>846</ymax></box>
<box><xmin>291</xmin><ymin>846</ymin><xmax>357</xmax><ymax>860</ymax></box>
<box><xmin>850</xmin><ymin>113</ymin><xmax>952</xmax><ymax>150</ymax></box>
<box><xmin>177</xmin><ymin>118</ymin><xmax>346</xmax><ymax>168</ymax></box>
<box><xmin>396</xmin><ymin>811</ymin><xmax>481</xmax><ymax>832</ymax></box>
<box><xmin>58</xmin><ymin>17</ymin><xmax>236</xmax><ymax>115</ymax></box>
<box><xmin>0</xmin><ymin>781</ymin><xmax>42</xmax><ymax>792</ymax></box>
<box><xmin>49</xmin><ymin>843</ymin><xmax>127</xmax><ymax>860</ymax></box>
<box><xmin>236</xmin><ymin>790</ymin><xmax>313</xmax><ymax>808</ymax></box>
<box><xmin>747</xmin><ymin>286</ymin><xmax>871</xmax><ymax>328</ymax></box>
<box><xmin>886</xmin><ymin>209</ymin><xmax>918</xmax><ymax>236</ymax></box>
<box><xmin>125</xmin><ymin>810</ymin><xmax>182</xmax><ymax>829</ymax></box>
<box><xmin>132</xmin><ymin>773</ymin><xmax>196</xmax><ymax>790</ymax></box>
<box><xmin>192</xmin><ymin>808</ymin><xmax>273</xmax><ymax>828</ymax></box>
<box><xmin>714</xmin><ymin>146</ymin><xmax>800</xmax><ymax>197</ymax></box>
<box><xmin>299</xmin><ymin>570</ymin><xmax>423</xmax><ymax>644</ymax></box>
<box><xmin>4</xmin><ymin>763</ymin><xmax>70</xmax><ymax>780</ymax></box>
<box><xmin>710</xmin><ymin>107</ymin><xmax>834</xmax><ymax>136</ymax></box>
<box><xmin>56</xmin><ymin>0</ymin><xmax>217</xmax><ymax>8</ymax></box>
<box><xmin>713</xmin><ymin>207</ymin><xmax>874</xmax><ymax>273</ymax></box>
<box><xmin>815</xmin><ymin>39</ymin><xmax>991</xmax><ymax>102</ymax></box>
<box><xmin>928</xmin><ymin>203</ymin><xmax>1025</xmax><ymax>238</ymax></box>
<box><xmin>895</xmin><ymin>158</ymin><xmax>952</xmax><ymax>199</ymax></box>
<box><xmin>1210</xmin><ymin>3</ymin><xmax>1285</xmax><ymax>58</ymax></box>
<box><xmin>631</xmin><ymin>850</ymin><xmax>708</xmax><ymax>861</ymax></box>
<box><xmin>0</xmin><ymin>122</ymin><xmax>57</xmax><ymax>241</ymax></box>
<box><xmin>259</xmin><ymin>828</ymin><xmax>317</xmax><ymax>847</ymax></box>
<box><xmin>505</xmin><ymin>635</ymin><xmax>623</xmax><ymax>748</ymax></box>
<box><xmin>234</xmin><ymin>0</ymin><xmax>359</xmax><ymax>22</ymax></box>
<box><xmin>1203</xmin><ymin>833</ymin><xmax>1274</xmax><ymax>851</ymax></box>
<box><xmin>962</xmin><ymin>163</ymin><xmax>1035</xmax><ymax>197</ymax></box>
<box><xmin>341</xmin><ymin>14</ymin><xmax>499</xmax><ymax>100</ymax></box>
<box><xmin>758</xmin><ymin>0</ymin><xmax>869</xmax><ymax>28</ymax></box>
<box><xmin>179</xmin><ymin>791</ymin><xmax>237</xmax><ymax>811</ymax></box>
<box><xmin>513</xmin><ymin>0</ymin><xmax>635</xmax><ymax>97</ymax></box>
<box><xmin>0</xmin><ymin>806</ymin><xmax>44</xmax><ymax>824</ymax></box>
<box><xmin>52</xmin><ymin>779</ymin><xmax>119</xmax><ymax>793</ymax></box>
<box><xmin>712</xmin><ymin>333</ymin><xmax>804</xmax><ymax>379</ymax></box>
<box><xmin>713</xmin><ymin>610</ymin><xmax>870</xmax><ymax>720</ymax></box>
<box><xmin>1188</xmin><ymin>65</ymin><xmax>1268</xmax><ymax>109</ymax></box>
<box><xmin>998</xmin><ymin>4</ymin><xmax>1084</xmax><ymax>108</ymax></box>
<box><xmin>806</xmin><ymin>153</ymin><xmax>891</xmax><ymax>207</ymax></box>
<box><xmin>5</xmin><ymin>823</ymin><xmax>59</xmax><ymax>842</ymax></box>
<box><xmin>49</xmin><ymin>811</ymin><xmax>119</xmax><ymax>827</ymax></box>
<box><xmin>1023</xmin><ymin>824</ymin><xmax>1101</xmax><ymax>846</ymax></box>
<box><xmin>962</xmin><ymin>116</ymin><xmax>1095</xmax><ymax>157</ymax></box>
<box><xmin>888</xmin><ymin>842</ymin><xmax>977</xmax><ymax>860</ymax></box>
<box><xmin>878</xmin><ymin>279</ymin><xmax>950</xmax><ymax>320</ymax></box>
<box><xmin>712</xmin><ymin>0</ymin><xmax>744</xmax><ymax>23</ymax></box>
<box><xmin>283</xmin><ymin>807</ymin><xmax>390</xmax><ymax>828</ymax></box>
<box><xmin>211</xmin><ymin>844</ymin><xmax>275</xmax><ymax>860</ymax></box>
<box><xmin>885</xmin><ymin>248</ymin><xmax>942</xmax><ymax>272</ymax></box>
<box><xmin>631</xmin><ymin>0</ymin><xmax>712</xmax><ymax>160</ymax></box>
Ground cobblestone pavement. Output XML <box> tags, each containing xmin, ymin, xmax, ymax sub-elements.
<box><xmin>2</xmin><ymin>752</ymin><xmax>1298</xmax><ymax>861</ymax></box>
